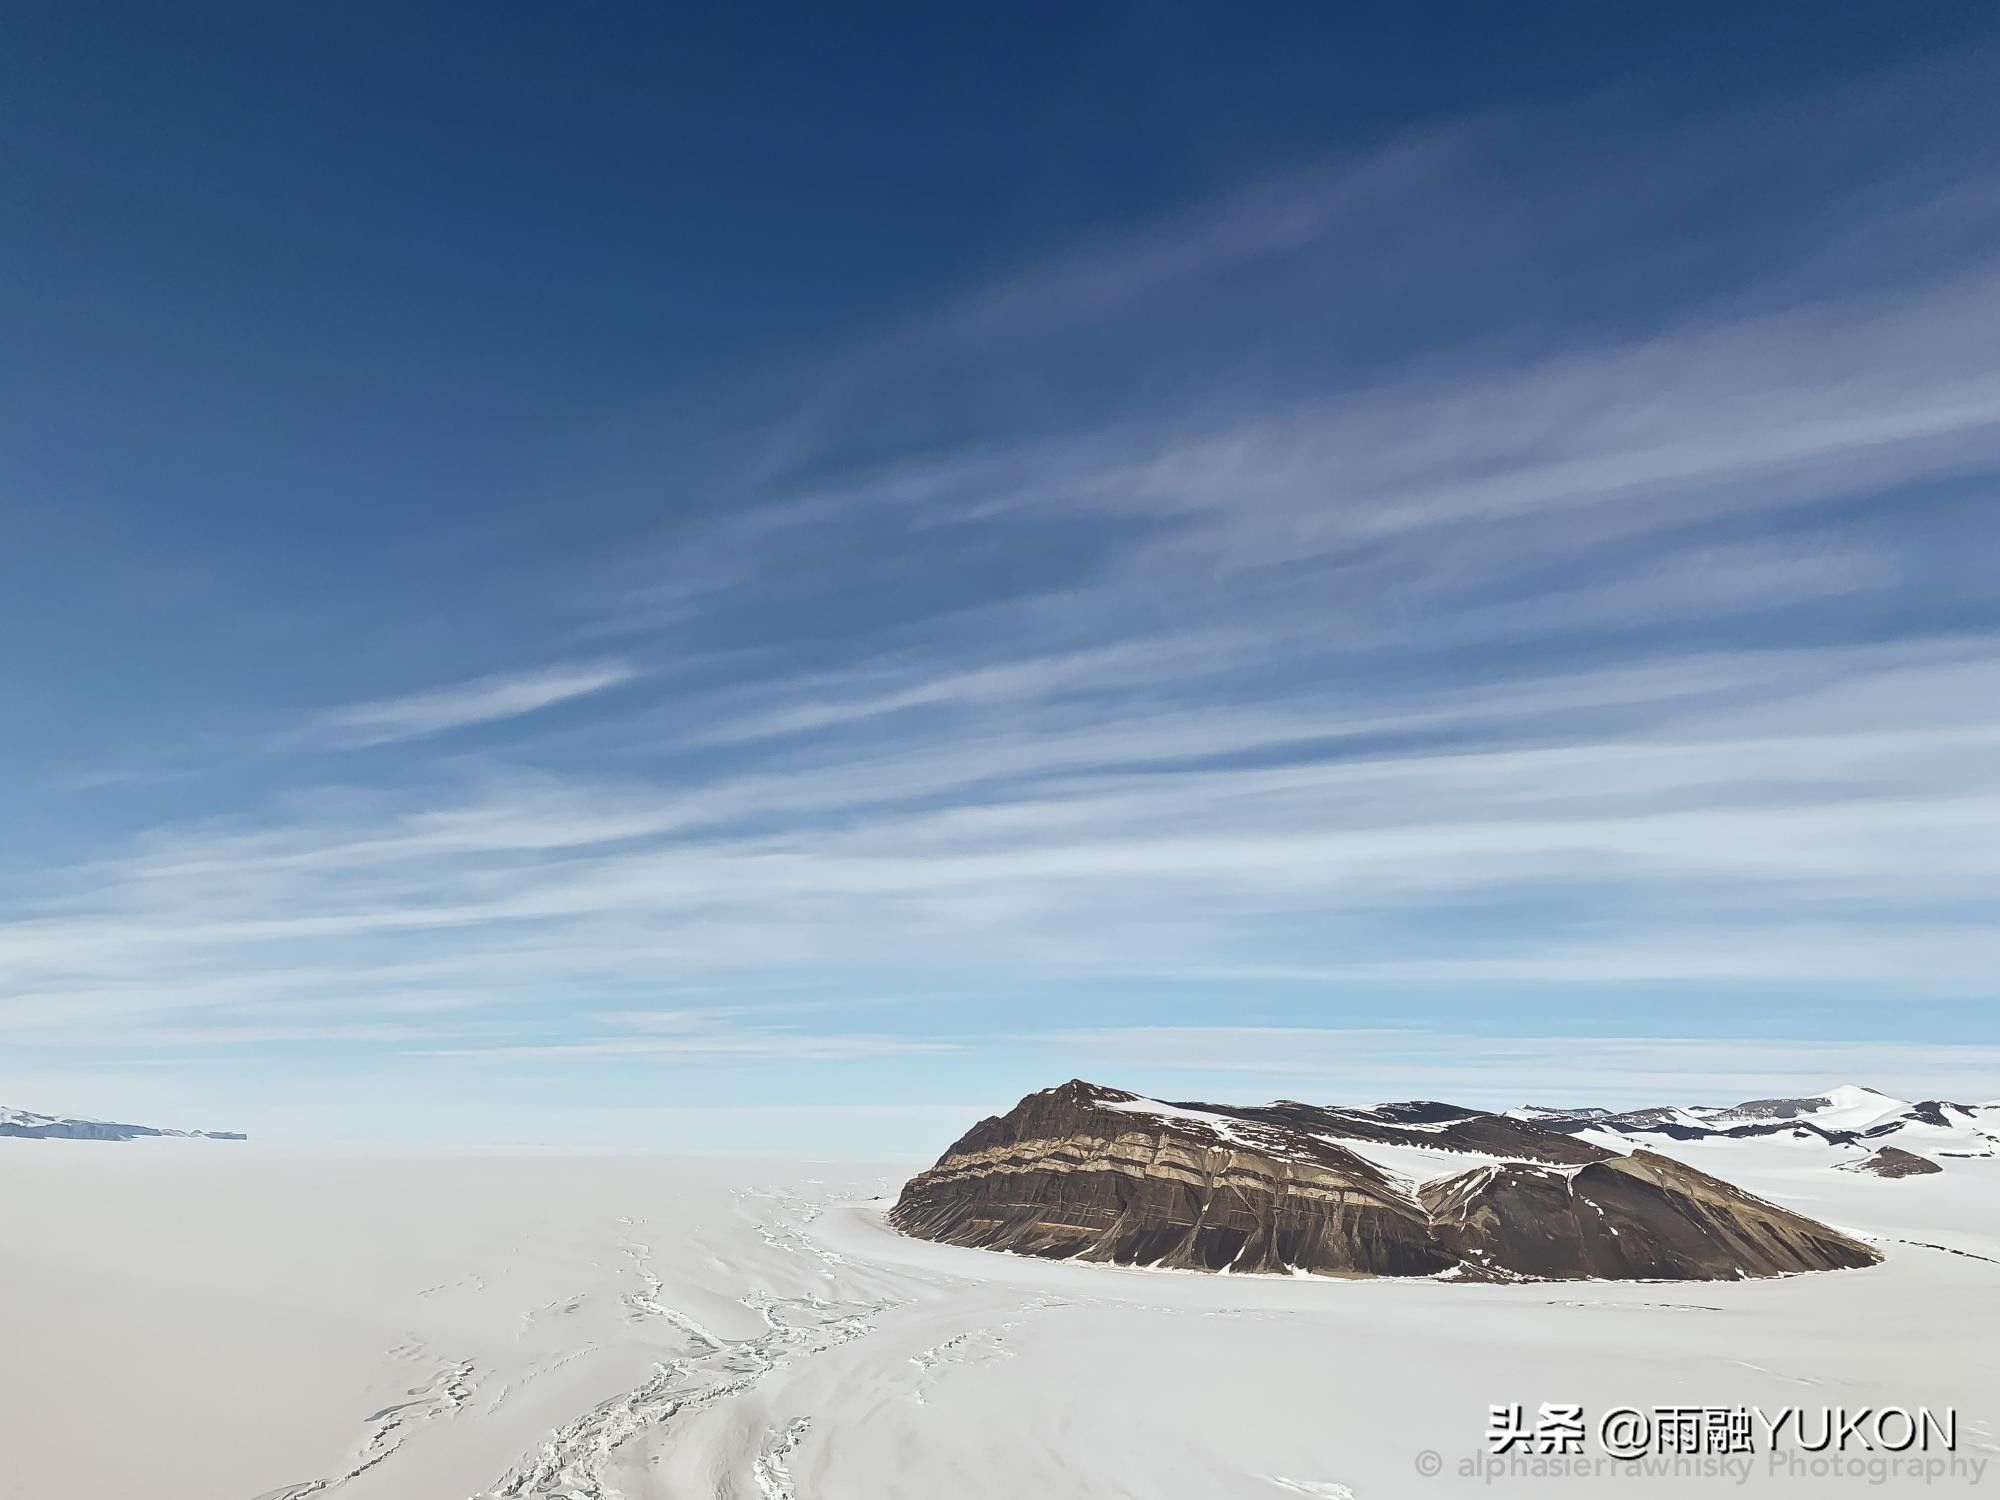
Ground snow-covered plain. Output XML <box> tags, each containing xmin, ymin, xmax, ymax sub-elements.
<box><xmin>1</xmin><ymin>1143</ymin><xmax>1995</xmax><ymax>1499</ymax></box>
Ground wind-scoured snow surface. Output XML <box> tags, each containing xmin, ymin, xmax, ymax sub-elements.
<box><xmin>3</xmin><ymin>1148</ymin><xmax>1998</xmax><ymax>1498</ymax></box>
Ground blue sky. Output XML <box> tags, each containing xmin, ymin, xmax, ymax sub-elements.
<box><xmin>6</xmin><ymin>6</ymin><xmax>2000</xmax><ymax>1148</ymax></box>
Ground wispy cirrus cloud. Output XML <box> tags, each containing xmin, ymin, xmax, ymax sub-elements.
<box><xmin>12</xmin><ymin>60</ymin><xmax>2000</xmax><ymax>1143</ymax></box>
<box><xmin>312</xmin><ymin>660</ymin><xmax>640</xmax><ymax>747</ymax></box>
<box><xmin>9</xmin><ymin>632</ymin><xmax>2000</xmax><ymax>1064</ymax></box>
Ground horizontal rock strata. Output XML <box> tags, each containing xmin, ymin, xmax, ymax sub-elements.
<box><xmin>891</xmin><ymin>1081</ymin><xmax>1881</xmax><ymax>1282</ymax></box>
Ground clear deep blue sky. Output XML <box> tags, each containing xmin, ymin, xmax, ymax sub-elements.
<box><xmin>5</xmin><ymin>4</ymin><xmax>2000</xmax><ymax>1147</ymax></box>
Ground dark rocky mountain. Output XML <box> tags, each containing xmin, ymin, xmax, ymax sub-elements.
<box><xmin>1699</xmin><ymin>1093</ymin><xmax>1846</xmax><ymax>1124</ymax></box>
<box><xmin>0</xmin><ymin>1105</ymin><xmax>245</xmax><ymax>1142</ymax></box>
<box><xmin>891</xmin><ymin>1081</ymin><xmax>1880</xmax><ymax>1282</ymax></box>
<box><xmin>1841</xmin><ymin>1147</ymin><xmax>1943</xmax><ymax>1178</ymax></box>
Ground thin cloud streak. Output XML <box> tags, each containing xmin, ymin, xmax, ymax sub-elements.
<box><xmin>7</xmin><ymin>635</ymin><xmax>2000</xmax><ymax>1058</ymax></box>
<box><xmin>314</xmin><ymin>661</ymin><xmax>640</xmax><ymax>747</ymax></box>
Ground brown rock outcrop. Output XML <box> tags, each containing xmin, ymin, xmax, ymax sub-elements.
<box><xmin>891</xmin><ymin>1081</ymin><xmax>1882</xmax><ymax>1282</ymax></box>
<box><xmin>1842</xmin><ymin>1146</ymin><xmax>1944</xmax><ymax>1178</ymax></box>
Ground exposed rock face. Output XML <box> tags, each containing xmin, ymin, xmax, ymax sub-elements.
<box><xmin>1842</xmin><ymin>1147</ymin><xmax>1943</xmax><ymax>1178</ymax></box>
<box><xmin>891</xmin><ymin>1081</ymin><xmax>1881</xmax><ymax>1282</ymax></box>
<box><xmin>888</xmin><ymin>1081</ymin><xmax>1449</xmax><ymax>1276</ymax></box>
<box><xmin>1423</xmin><ymin>1152</ymin><xmax>1880</xmax><ymax>1280</ymax></box>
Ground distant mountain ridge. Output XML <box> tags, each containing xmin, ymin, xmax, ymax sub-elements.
<box><xmin>0</xmin><ymin>1105</ymin><xmax>245</xmax><ymax>1142</ymax></box>
<box><xmin>891</xmin><ymin>1080</ymin><xmax>1880</xmax><ymax>1282</ymax></box>
<box><xmin>1517</xmin><ymin>1084</ymin><xmax>1999</xmax><ymax>1164</ymax></box>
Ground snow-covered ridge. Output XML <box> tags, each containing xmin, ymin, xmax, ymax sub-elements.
<box><xmin>1104</xmin><ymin>1080</ymin><xmax>2000</xmax><ymax>1176</ymax></box>
<box><xmin>1090</xmin><ymin>1084</ymin><xmax>1609</xmax><ymax>1201</ymax></box>
<box><xmin>1522</xmin><ymin>1084</ymin><xmax>1999</xmax><ymax>1167</ymax></box>
<box><xmin>0</xmin><ymin>1104</ymin><xmax>244</xmax><ymax>1142</ymax></box>
<box><xmin>1101</xmin><ymin>1097</ymin><xmax>1323</xmax><ymax>1160</ymax></box>
<box><xmin>1312</xmin><ymin>1135</ymin><xmax>1587</xmax><ymax>1189</ymax></box>
<box><xmin>1106</xmin><ymin>1098</ymin><xmax>1581</xmax><ymax>1190</ymax></box>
